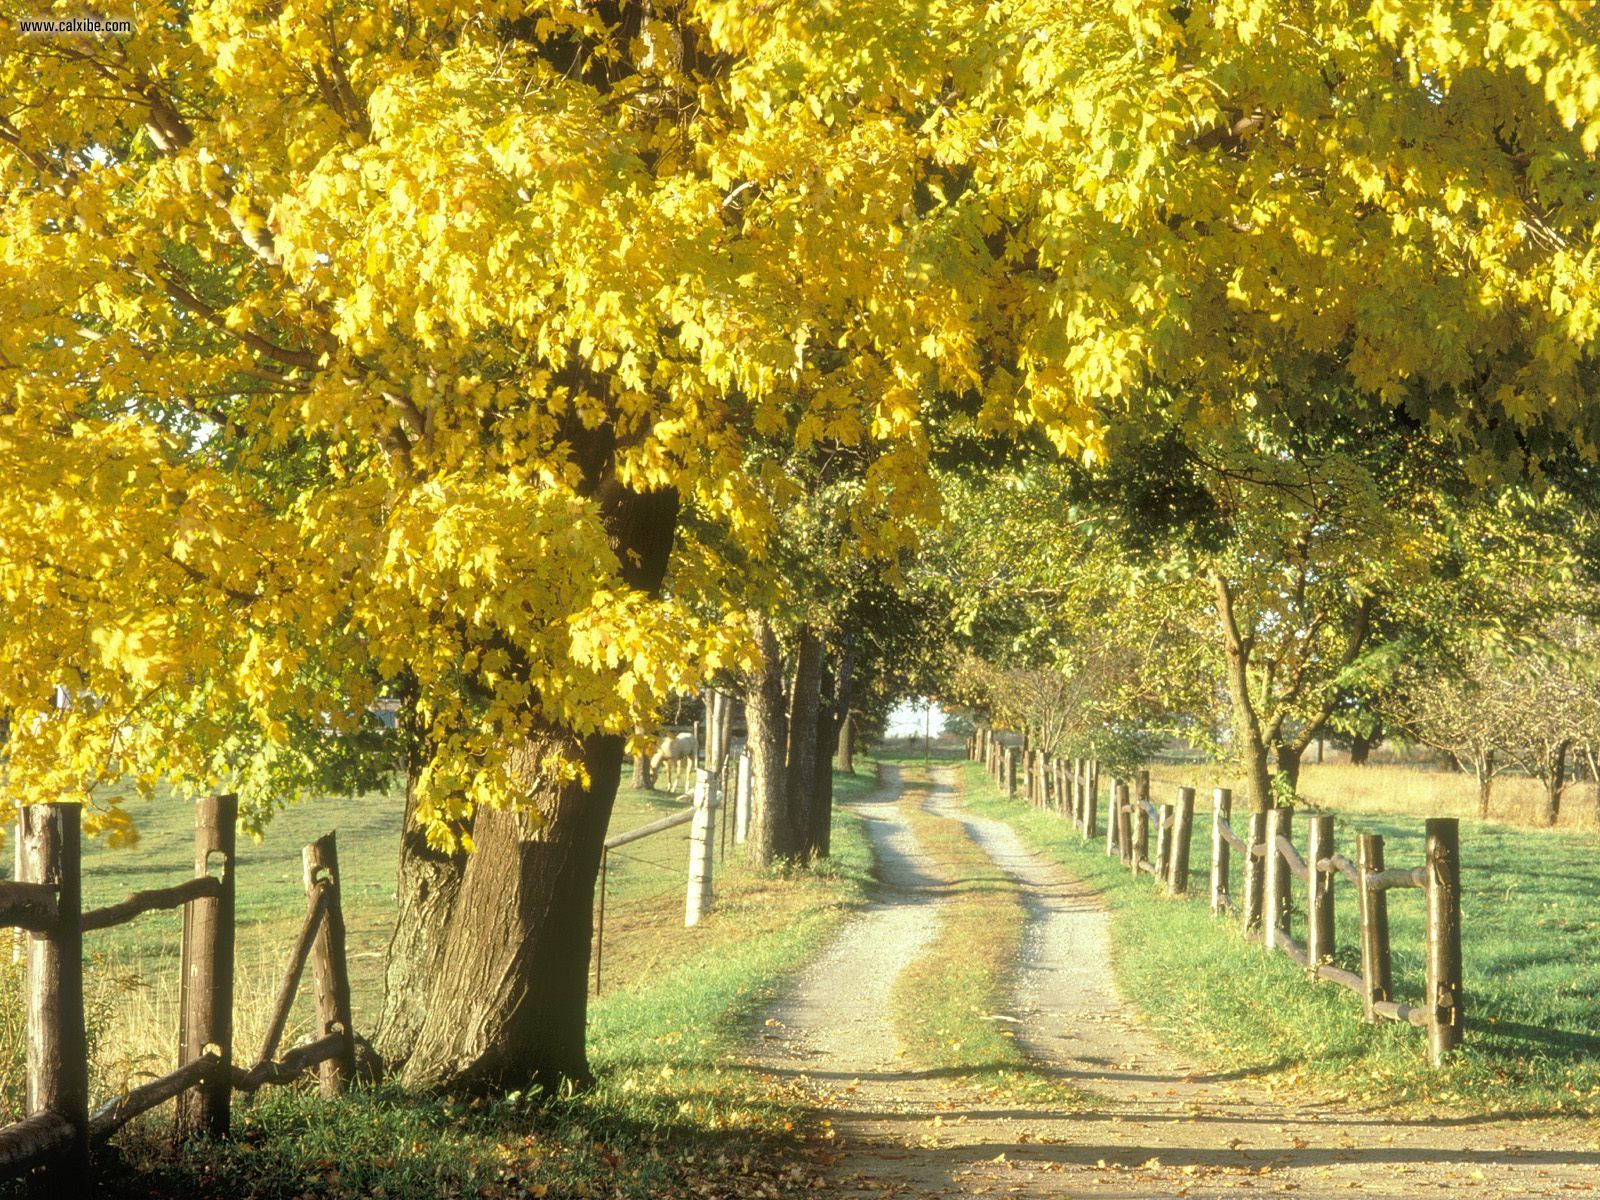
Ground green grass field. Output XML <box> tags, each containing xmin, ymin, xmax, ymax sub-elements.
<box><xmin>960</xmin><ymin>758</ymin><xmax>1600</xmax><ymax>1116</ymax></box>
<box><xmin>1</xmin><ymin>765</ymin><xmax>882</xmax><ymax>1198</ymax></box>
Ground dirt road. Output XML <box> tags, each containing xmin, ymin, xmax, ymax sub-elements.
<box><xmin>745</xmin><ymin>765</ymin><xmax>1600</xmax><ymax>1198</ymax></box>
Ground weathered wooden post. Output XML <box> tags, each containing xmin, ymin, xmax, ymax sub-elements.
<box><xmin>1089</xmin><ymin>760</ymin><xmax>1100</xmax><ymax>829</ymax></box>
<box><xmin>1170</xmin><ymin>787</ymin><xmax>1196</xmax><ymax>896</ymax></box>
<box><xmin>177</xmin><ymin>794</ymin><xmax>236</xmax><ymax>1140</ymax></box>
<box><xmin>1154</xmin><ymin>803</ymin><xmax>1173</xmax><ymax>883</ymax></box>
<box><xmin>22</xmin><ymin>803</ymin><xmax>88</xmax><ymax>1173</ymax></box>
<box><xmin>1131</xmin><ymin>795</ymin><xmax>1149</xmax><ymax>878</ymax></box>
<box><xmin>1083</xmin><ymin>769</ymin><xmax>1098</xmax><ymax>840</ymax></box>
<box><xmin>1241</xmin><ymin>810</ymin><xmax>1266</xmax><ymax>933</ymax></box>
<box><xmin>1210</xmin><ymin>788</ymin><xmax>1232</xmax><ymax>915</ymax></box>
<box><xmin>1006</xmin><ymin>747</ymin><xmax>1018</xmax><ymax>799</ymax></box>
<box><xmin>1306</xmin><ymin>815</ymin><xmax>1335</xmax><ymax>978</ymax></box>
<box><xmin>1114</xmin><ymin>780</ymin><xmax>1132</xmax><ymax>862</ymax></box>
<box><xmin>685</xmin><ymin>768</ymin><xmax>717</xmax><ymax>927</ymax></box>
<box><xmin>1425</xmin><ymin>818</ymin><xmax>1464</xmax><ymax>1064</ymax></box>
<box><xmin>1262</xmin><ymin>806</ymin><xmax>1292</xmax><ymax>951</ymax></box>
<box><xmin>304</xmin><ymin>833</ymin><xmax>355</xmax><ymax>1096</ymax></box>
<box><xmin>734</xmin><ymin>749</ymin><xmax>752</xmax><ymax>844</ymax></box>
<box><xmin>1356</xmin><ymin>832</ymin><xmax>1393</xmax><ymax>1022</ymax></box>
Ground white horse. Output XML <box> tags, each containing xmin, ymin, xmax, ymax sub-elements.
<box><xmin>650</xmin><ymin>732</ymin><xmax>698</xmax><ymax>793</ymax></box>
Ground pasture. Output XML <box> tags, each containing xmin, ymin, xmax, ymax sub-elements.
<box><xmin>964</xmin><ymin>757</ymin><xmax>1600</xmax><ymax>1115</ymax></box>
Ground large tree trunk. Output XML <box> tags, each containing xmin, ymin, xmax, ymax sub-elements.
<box><xmin>373</xmin><ymin>746</ymin><xmax>467</xmax><ymax>1070</ymax></box>
<box><xmin>376</xmin><ymin>463</ymin><xmax>677</xmax><ymax>1094</ymax></box>
<box><xmin>398</xmin><ymin>729</ymin><xmax>621</xmax><ymax>1094</ymax></box>
<box><xmin>780</xmin><ymin>627</ymin><xmax>824</xmax><ymax>861</ymax></box>
<box><xmin>744</xmin><ymin>614</ymin><xmax>787</xmax><ymax>870</ymax></box>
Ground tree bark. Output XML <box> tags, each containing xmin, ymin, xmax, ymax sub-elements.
<box><xmin>1475</xmin><ymin>749</ymin><xmax>1494</xmax><ymax>819</ymax></box>
<box><xmin>1275</xmin><ymin>742</ymin><xmax>1304</xmax><ymax>794</ymax></box>
<box><xmin>374</xmin><ymin>708</ymin><xmax>467</xmax><ymax>1069</ymax></box>
<box><xmin>397</xmin><ymin>729</ymin><xmax>620</xmax><ymax>1094</ymax></box>
<box><xmin>1214</xmin><ymin>575</ymin><xmax>1273</xmax><ymax>811</ymax></box>
<box><xmin>832</xmin><ymin>636</ymin><xmax>857</xmax><ymax>774</ymax></box>
<box><xmin>809</xmin><ymin>670</ymin><xmax>838</xmax><ymax>860</ymax></box>
<box><xmin>1544</xmin><ymin>738</ymin><xmax>1571</xmax><ymax>826</ymax></box>
<box><xmin>1348</xmin><ymin>727</ymin><xmax>1378</xmax><ymax>766</ymax></box>
<box><xmin>632</xmin><ymin>725</ymin><xmax>655</xmax><ymax>791</ymax></box>
<box><xmin>781</xmin><ymin>627</ymin><xmax>825</xmax><ymax>861</ymax></box>
<box><xmin>744</xmin><ymin>614</ymin><xmax>787</xmax><ymax>870</ymax></box>
<box><xmin>834</xmin><ymin>710</ymin><xmax>856</xmax><ymax>773</ymax></box>
<box><xmin>376</xmin><ymin>461</ymin><xmax>677</xmax><ymax>1094</ymax></box>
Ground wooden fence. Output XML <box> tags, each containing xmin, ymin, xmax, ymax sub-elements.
<box><xmin>967</xmin><ymin>731</ymin><xmax>1465</xmax><ymax>1066</ymax></box>
<box><xmin>0</xmin><ymin>796</ymin><xmax>360</xmax><ymax>1183</ymax></box>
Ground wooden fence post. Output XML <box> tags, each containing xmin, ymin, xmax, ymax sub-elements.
<box><xmin>1210</xmin><ymin>788</ymin><xmax>1232</xmax><ymax>915</ymax></box>
<box><xmin>1170</xmin><ymin>787</ymin><xmax>1195</xmax><ymax>896</ymax></box>
<box><xmin>1306</xmin><ymin>815</ymin><xmax>1335</xmax><ymax>977</ymax></box>
<box><xmin>685</xmin><ymin>768</ymin><xmax>717</xmax><ymax>926</ymax></box>
<box><xmin>303</xmin><ymin>833</ymin><xmax>355</xmax><ymax>1096</ymax></box>
<box><xmin>1114</xmin><ymin>781</ymin><xmax>1131</xmax><ymax>862</ymax></box>
<box><xmin>1131</xmin><ymin>794</ymin><xmax>1149</xmax><ymax>878</ymax></box>
<box><xmin>1241</xmin><ymin>810</ymin><xmax>1266</xmax><ymax>933</ymax></box>
<box><xmin>1425</xmin><ymin>818</ymin><xmax>1464</xmax><ymax>1064</ymax></box>
<box><xmin>1006</xmin><ymin>748</ymin><xmax>1018</xmax><ymax>799</ymax></box>
<box><xmin>1262</xmin><ymin>806</ymin><xmax>1292</xmax><ymax>951</ymax></box>
<box><xmin>1154</xmin><ymin>803</ymin><xmax>1173</xmax><ymax>883</ymax></box>
<box><xmin>22</xmin><ymin>803</ymin><xmax>88</xmax><ymax>1174</ymax></box>
<box><xmin>734</xmin><ymin>749</ymin><xmax>752</xmax><ymax>844</ymax></box>
<box><xmin>1083</xmin><ymin>769</ymin><xmax>1098</xmax><ymax>840</ymax></box>
<box><xmin>1357</xmin><ymin>832</ymin><xmax>1392</xmax><ymax>1022</ymax></box>
<box><xmin>1089</xmin><ymin>760</ymin><xmax>1100</xmax><ymax>829</ymax></box>
<box><xmin>177</xmin><ymin>794</ymin><xmax>236</xmax><ymax>1141</ymax></box>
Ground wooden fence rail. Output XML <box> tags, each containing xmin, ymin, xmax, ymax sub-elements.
<box><xmin>0</xmin><ymin>798</ymin><xmax>361</xmax><ymax>1184</ymax></box>
<box><xmin>968</xmin><ymin>732</ymin><xmax>1466</xmax><ymax>1067</ymax></box>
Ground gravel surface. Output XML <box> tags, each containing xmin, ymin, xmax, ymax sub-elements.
<box><xmin>744</xmin><ymin>765</ymin><xmax>1600</xmax><ymax>1199</ymax></box>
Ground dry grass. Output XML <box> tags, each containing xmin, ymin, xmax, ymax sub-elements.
<box><xmin>1147</xmin><ymin>760</ymin><xmax>1600</xmax><ymax>833</ymax></box>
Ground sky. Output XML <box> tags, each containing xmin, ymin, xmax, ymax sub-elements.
<box><xmin>885</xmin><ymin>698</ymin><xmax>947</xmax><ymax>739</ymax></box>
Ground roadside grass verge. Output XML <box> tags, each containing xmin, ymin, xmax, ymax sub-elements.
<box><xmin>960</xmin><ymin>758</ymin><xmax>1600</xmax><ymax>1117</ymax></box>
<box><xmin>3</xmin><ymin>767</ymin><xmax>879</xmax><ymax>1198</ymax></box>
<box><xmin>887</xmin><ymin>764</ymin><xmax>1081</xmax><ymax>1106</ymax></box>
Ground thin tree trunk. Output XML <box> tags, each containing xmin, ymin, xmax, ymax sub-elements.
<box><xmin>1475</xmin><ymin>749</ymin><xmax>1494</xmax><ymax>819</ymax></box>
<box><xmin>632</xmin><ymin>724</ymin><xmax>654</xmax><ymax>791</ymax></box>
<box><xmin>832</xmin><ymin>636</ymin><xmax>857</xmax><ymax>773</ymax></box>
<box><xmin>781</xmin><ymin>627</ymin><xmax>824</xmax><ymax>862</ymax></box>
<box><xmin>809</xmin><ymin>657</ymin><xmax>839</xmax><ymax>859</ymax></box>
<box><xmin>1544</xmin><ymin>738</ymin><xmax>1571</xmax><ymax>826</ymax></box>
<box><xmin>835</xmin><ymin>711</ymin><xmax>856</xmax><ymax>773</ymax></box>
<box><xmin>744</xmin><ymin>614</ymin><xmax>787</xmax><ymax>870</ymax></box>
<box><xmin>1214</xmin><ymin>574</ymin><xmax>1273</xmax><ymax>811</ymax></box>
